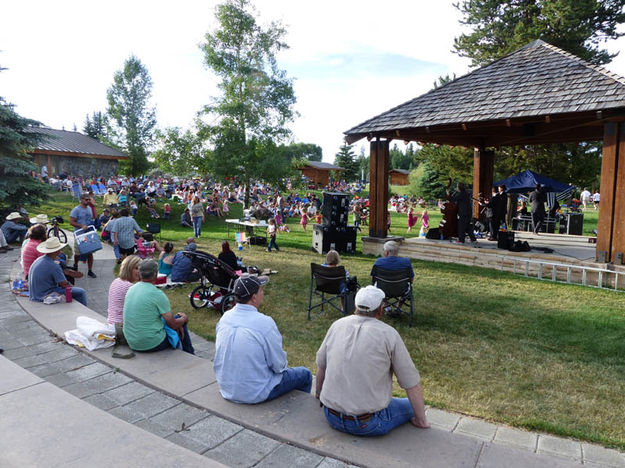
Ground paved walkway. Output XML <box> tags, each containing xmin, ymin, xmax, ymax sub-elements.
<box><xmin>2</xmin><ymin>245</ymin><xmax>625</xmax><ymax>467</ymax></box>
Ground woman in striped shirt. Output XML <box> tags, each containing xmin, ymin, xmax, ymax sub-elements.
<box><xmin>107</xmin><ymin>255</ymin><xmax>141</xmax><ymax>326</ymax></box>
<box><xmin>22</xmin><ymin>224</ymin><xmax>48</xmax><ymax>279</ymax></box>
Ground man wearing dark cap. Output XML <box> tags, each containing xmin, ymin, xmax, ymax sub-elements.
<box><xmin>214</xmin><ymin>274</ymin><xmax>312</xmax><ymax>404</ymax></box>
<box><xmin>123</xmin><ymin>259</ymin><xmax>194</xmax><ymax>354</ymax></box>
<box><xmin>170</xmin><ymin>242</ymin><xmax>201</xmax><ymax>283</ymax></box>
<box><xmin>315</xmin><ymin>285</ymin><xmax>429</xmax><ymax>436</ymax></box>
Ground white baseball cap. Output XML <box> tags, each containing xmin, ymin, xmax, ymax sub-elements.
<box><xmin>355</xmin><ymin>285</ymin><xmax>386</xmax><ymax>312</ymax></box>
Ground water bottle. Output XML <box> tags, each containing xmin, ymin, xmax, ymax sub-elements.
<box><xmin>65</xmin><ymin>286</ymin><xmax>72</xmax><ymax>303</ymax></box>
<box><xmin>17</xmin><ymin>279</ymin><xmax>24</xmax><ymax>290</ymax></box>
<box><xmin>238</xmin><ymin>242</ymin><xmax>243</xmax><ymax>251</ymax></box>
<box><xmin>12</xmin><ymin>279</ymin><xmax>17</xmax><ymax>290</ymax></box>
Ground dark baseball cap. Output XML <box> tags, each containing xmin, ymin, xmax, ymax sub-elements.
<box><xmin>233</xmin><ymin>274</ymin><xmax>269</xmax><ymax>300</ymax></box>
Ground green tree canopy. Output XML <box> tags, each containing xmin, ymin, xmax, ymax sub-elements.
<box><xmin>334</xmin><ymin>143</ymin><xmax>359</xmax><ymax>182</ymax></box>
<box><xmin>0</xmin><ymin>84</ymin><xmax>49</xmax><ymax>211</ymax></box>
<box><xmin>153</xmin><ymin>127</ymin><xmax>210</xmax><ymax>177</ymax></box>
<box><xmin>83</xmin><ymin>111</ymin><xmax>107</xmax><ymax>141</ymax></box>
<box><xmin>199</xmin><ymin>0</ymin><xmax>296</xmax><ymax>205</ymax></box>
<box><xmin>278</xmin><ymin>142</ymin><xmax>322</xmax><ymax>161</ymax></box>
<box><xmin>390</xmin><ymin>143</ymin><xmax>417</xmax><ymax>170</ymax></box>
<box><xmin>454</xmin><ymin>0</ymin><xmax>625</xmax><ymax>67</ymax></box>
<box><xmin>106</xmin><ymin>55</ymin><xmax>157</xmax><ymax>176</ymax></box>
<box><xmin>409</xmin><ymin>161</ymin><xmax>447</xmax><ymax>201</ymax></box>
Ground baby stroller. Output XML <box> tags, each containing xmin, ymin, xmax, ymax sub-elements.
<box><xmin>184</xmin><ymin>250</ymin><xmax>239</xmax><ymax>314</ymax></box>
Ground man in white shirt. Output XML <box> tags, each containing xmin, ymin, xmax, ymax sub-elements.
<box><xmin>316</xmin><ymin>285</ymin><xmax>429</xmax><ymax>436</ymax></box>
<box><xmin>580</xmin><ymin>187</ymin><xmax>591</xmax><ymax>210</ymax></box>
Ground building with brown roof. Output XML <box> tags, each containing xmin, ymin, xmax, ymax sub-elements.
<box><xmin>390</xmin><ymin>168</ymin><xmax>410</xmax><ymax>186</ymax></box>
<box><xmin>296</xmin><ymin>161</ymin><xmax>344</xmax><ymax>186</ymax></box>
<box><xmin>27</xmin><ymin>127</ymin><xmax>127</xmax><ymax>177</ymax></box>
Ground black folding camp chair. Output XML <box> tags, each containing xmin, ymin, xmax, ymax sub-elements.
<box><xmin>371</xmin><ymin>267</ymin><xmax>414</xmax><ymax>327</ymax></box>
<box><xmin>308</xmin><ymin>263</ymin><xmax>350</xmax><ymax>319</ymax></box>
<box><xmin>146</xmin><ymin>223</ymin><xmax>161</xmax><ymax>241</ymax></box>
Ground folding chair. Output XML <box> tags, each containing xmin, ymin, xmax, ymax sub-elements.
<box><xmin>308</xmin><ymin>263</ymin><xmax>348</xmax><ymax>320</ymax></box>
<box><xmin>235</xmin><ymin>232</ymin><xmax>249</xmax><ymax>247</ymax></box>
<box><xmin>371</xmin><ymin>267</ymin><xmax>414</xmax><ymax>327</ymax></box>
<box><xmin>146</xmin><ymin>222</ymin><xmax>161</xmax><ymax>241</ymax></box>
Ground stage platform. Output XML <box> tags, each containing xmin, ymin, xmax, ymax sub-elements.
<box><xmin>362</xmin><ymin>232</ymin><xmax>625</xmax><ymax>290</ymax></box>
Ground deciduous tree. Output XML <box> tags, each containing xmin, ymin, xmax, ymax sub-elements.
<box><xmin>106</xmin><ymin>55</ymin><xmax>156</xmax><ymax>176</ymax></box>
<box><xmin>199</xmin><ymin>0</ymin><xmax>296</xmax><ymax>206</ymax></box>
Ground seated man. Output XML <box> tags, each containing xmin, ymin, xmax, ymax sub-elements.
<box><xmin>370</xmin><ymin>240</ymin><xmax>414</xmax><ymax>282</ymax></box>
<box><xmin>123</xmin><ymin>259</ymin><xmax>194</xmax><ymax>354</ymax></box>
<box><xmin>28</xmin><ymin>237</ymin><xmax>87</xmax><ymax>306</ymax></box>
<box><xmin>1</xmin><ymin>212</ymin><xmax>28</xmax><ymax>244</ymax></box>
<box><xmin>214</xmin><ymin>274</ymin><xmax>312</xmax><ymax>404</ymax></box>
<box><xmin>170</xmin><ymin>242</ymin><xmax>201</xmax><ymax>283</ymax></box>
<box><xmin>180</xmin><ymin>208</ymin><xmax>193</xmax><ymax>228</ymax></box>
<box><xmin>315</xmin><ymin>285</ymin><xmax>429</xmax><ymax>436</ymax></box>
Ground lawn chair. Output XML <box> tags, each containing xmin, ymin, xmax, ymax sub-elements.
<box><xmin>135</xmin><ymin>238</ymin><xmax>156</xmax><ymax>259</ymax></box>
<box><xmin>235</xmin><ymin>231</ymin><xmax>249</xmax><ymax>247</ymax></box>
<box><xmin>146</xmin><ymin>222</ymin><xmax>161</xmax><ymax>241</ymax></box>
<box><xmin>308</xmin><ymin>263</ymin><xmax>349</xmax><ymax>320</ymax></box>
<box><xmin>371</xmin><ymin>267</ymin><xmax>414</xmax><ymax>327</ymax></box>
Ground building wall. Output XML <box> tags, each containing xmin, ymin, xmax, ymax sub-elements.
<box><xmin>33</xmin><ymin>154</ymin><xmax>119</xmax><ymax>177</ymax></box>
<box><xmin>390</xmin><ymin>173</ymin><xmax>410</xmax><ymax>185</ymax></box>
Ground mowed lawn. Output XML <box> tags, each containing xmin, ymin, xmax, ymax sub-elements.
<box><xmin>30</xmin><ymin>192</ymin><xmax>623</xmax><ymax>449</ymax></box>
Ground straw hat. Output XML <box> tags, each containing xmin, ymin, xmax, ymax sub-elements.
<box><xmin>36</xmin><ymin>237</ymin><xmax>67</xmax><ymax>254</ymax></box>
<box><xmin>31</xmin><ymin>214</ymin><xmax>49</xmax><ymax>224</ymax></box>
<box><xmin>6</xmin><ymin>212</ymin><xmax>22</xmax><ymax>221</ymax></box>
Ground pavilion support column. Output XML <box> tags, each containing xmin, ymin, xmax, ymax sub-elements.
<box><xmin>472</xmin><ymin>147</ymin><xmax>494</xmax><ymax>219</ymax></box>
<box><xmin>597</xmin><ymin>122</ymin><xmax>625</xmax><ymax>264</ymax></box>
<box><xmin>369</xmin><ymin>139</ymin><xmax>390</xmax><ymax>238</ymax></box>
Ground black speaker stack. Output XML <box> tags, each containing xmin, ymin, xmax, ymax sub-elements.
<box><xmin>312</xmin><ymin>192</ymin><xmax>357</xmax><ymax>254</ymax></box>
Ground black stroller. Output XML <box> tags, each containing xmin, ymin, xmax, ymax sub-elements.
<box><xmin>184</xmin><ymin>250</ymin><xmax>239</xmax><ymax>314</ymax></box>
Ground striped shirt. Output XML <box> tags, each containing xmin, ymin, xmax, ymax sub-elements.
<box><xmin>107</xmin><ymin>278</ymin><xmax>133</xmax><ymax>325</ymax></box>
<box><xmin>22</xmin><ymin>239</ymin><xmax>44</xmax><ymax>278</ymax></box>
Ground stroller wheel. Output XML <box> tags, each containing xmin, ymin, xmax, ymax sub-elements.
<box><xmin>190</xmin><ymin>285</ymin><xmax>212</xmax><ymax>309</ymax></box>
<box><xmin>220</xmin><ymin>293</ymin><xmax>236</xmax><ymax>315</ymax></box>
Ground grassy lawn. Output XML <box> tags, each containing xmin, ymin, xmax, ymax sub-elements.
<box><xmin>28</xmin><ymin>192</ymin><xmax>623</xmax><ymax>449</ymax></box>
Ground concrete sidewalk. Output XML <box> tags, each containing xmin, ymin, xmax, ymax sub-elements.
<box><xmin>3</xmin><ymin>245</ymin><xmax>625</xmax><ymax>467</ymax></box>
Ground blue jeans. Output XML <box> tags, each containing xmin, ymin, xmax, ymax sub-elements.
<box><xmin>267</xmin><ymin>236</ymin><xmax>279</xmax><ymax>252</ymax></box>
<box><xmin>324</xmin><ymin>397</ymin><xmax>414</xmax><ymax>436</ymax></box>
<box><xmin>265</xmin><ymin>367</ymin><xmax>312</xmax><ymax>401</ymax></box>
<box><xmin>193</xmin><ymin>216</ymin><xmax>202</xmax><ymax>237</ymax></box>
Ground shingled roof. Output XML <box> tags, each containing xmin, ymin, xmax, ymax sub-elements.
<box><xmin>302</xmin><ymin>161</ymin><xmax>344</xmax><ymax>171</ymax></box>
<box><xmin>345</xmin><ymin>40</ymin><xmax>625</xmax><ymax>147</ymax></box>
<box><xmin>28</xmin><ymin>127</ymin><xmax>127</xmax><ymax>158</ymax></box>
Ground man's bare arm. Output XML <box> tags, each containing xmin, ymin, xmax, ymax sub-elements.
<box><xmin>315</xmin><ymin>366</ymin><xmax>326</xmax><ymax>399</ymax></box>
<box><xmin>405</xmin><ymin>383</ymin><xmax>430</xmax><ymax>428</ymax></box>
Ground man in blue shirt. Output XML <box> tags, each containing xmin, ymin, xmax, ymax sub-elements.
<box><xmin>214</xmin><ymin>274</ymin><xmax>312</xmax><ymax>404</ymax></box>
<box><xmin>370</xmin><ymin>240</ymin><xmax>414</xmax><ymax>281</ymax></box>
<box><xmin>170</xmin><ymin>242</ymin><xmax>201</xmax><ymax>283</ymax></box>
<box><xmin>29</xmin><ymin>237</ymin><xmax>87</xmax><ymax>306</ymax></box>
<box><xmin>1</xmin><ymin>212</ymin><xmax>28</xmax><ymax>244</ymax></box>
<box><xmin>69</xmin><ymin>193</ymin><xmax>96</xmax><ymax>278</ymax></box>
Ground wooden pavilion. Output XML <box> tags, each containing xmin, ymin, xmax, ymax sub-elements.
<box><xmin>296</xmin><ymin>161</ymin><xmax>344</xmax><ymax>186</ymax></box>
<box><xmin>345</xmin><ymin>40</ymin><xmax>625</xmax><ymax>264</ymax></box>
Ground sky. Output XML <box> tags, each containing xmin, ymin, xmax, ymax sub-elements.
<box><xmin>2</xmin><ymin>0</ymin><xmax>625</xmax><ymax>163</ymax></box>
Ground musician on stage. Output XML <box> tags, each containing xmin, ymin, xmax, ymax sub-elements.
<box><xmin>446</xmin><ymin>182</ymin><xmax>477</xmax><ymax>245</ymax></box>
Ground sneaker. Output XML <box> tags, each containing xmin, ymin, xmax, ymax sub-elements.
<box><xmin>4</xmin><ymin>246</ymin><xmax>14</xmax><ymax>251</ymax></box>
<box><xmin>88</xmin><ymin>270</ymin><xmax>97</xmax><ymax>278</ymax></box>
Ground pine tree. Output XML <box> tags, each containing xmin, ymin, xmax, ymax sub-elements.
<box><xmin>83</xmin><ymin>111</ymin><xmax>107</xmax><ymax>141</ymax></box>
<box><xmin>0</xmin><ymin>81</ymin><xmax>49</xmax><ymax>210</ymax></box>
<box><xmin>334</xmin><ymin>143</ymin><xmax>359</xmax><ymax>182</ymax></box>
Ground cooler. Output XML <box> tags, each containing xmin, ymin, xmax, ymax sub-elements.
<box><xmin>74</xmin><ymin>225</ymin><xmax>103</xmax><ymax>255</ymax></box>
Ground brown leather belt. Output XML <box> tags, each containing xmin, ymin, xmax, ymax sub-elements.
<box><xmin>325</xmin><ymin>406</ymin><xmax>373</xmax><ymax>422</ymax></box>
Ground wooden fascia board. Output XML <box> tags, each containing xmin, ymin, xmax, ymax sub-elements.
<box><xmin>30</xmin><ymin>149</ymin><xmax>128</xmax><ymax>160</ymax></box>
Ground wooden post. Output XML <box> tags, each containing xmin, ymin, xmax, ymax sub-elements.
<box><xmin>597</xmin><ymin>122</ymin><xmax>620</xmax><ymax>262</ymax></box>
<box><xmin>369</xmin><ymin>139</ymin><xmax>389</xmax><ymax>238</ymax></box>
<box><xmin>472</xmin><ymin>147</ymin><xmax>494</xmax><ymax>219</ymax></box>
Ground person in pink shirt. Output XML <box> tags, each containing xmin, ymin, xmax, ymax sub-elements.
<box><xmin>107</xmin><ymin>255</ymin><xmax>142</xmax><ymax>326</ymax></box>
<box><xmin>22</xmin><ymin>224</ymin><xmax>47</xmax><ymax>279</ymax></box>
<box><xmin>407</xmin><ymin>207</ymin><xmax>418</xmax><ymax>233</ymax></box>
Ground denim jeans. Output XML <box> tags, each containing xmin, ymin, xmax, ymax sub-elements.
<box><xmin>323</xmin><ymin>397</ymin><xmax>414</xmax><ymax>436</ymax></box>
<box><xmin>267</xmin><ymin>236</ymin><xmax>279</xmax><ymax>252</ymax></box>
<box><xmin>193</xmin><ymin>216</ymin><xmax>202</xmax><ymax>237</ymax></box>
<box><xmin>265</xmin><ymin>367</ymin><xmax>312</xmax><ymax>401</ymax></box>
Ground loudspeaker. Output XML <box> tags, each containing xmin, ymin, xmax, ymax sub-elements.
<box><xmin>497</xmin><ymin>231</ymin><xmax>515</xmax><ymax>250</ymax></box>
<box><xmin>565</xmin><ymin>213</ymin><xmax>583</xmax><ymax>235</ymax></box>
<box><xmin>322</xmin><ymin>192</ymin><xmax>350</xmax><ymax>227</ymax></box>
<box><xmin>312</xmin><ymin>224</ymin><xmax>357</xmax><ymax>254</ymax></box>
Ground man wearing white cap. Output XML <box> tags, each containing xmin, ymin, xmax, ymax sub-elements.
<box><xmin>28</xmin><ymin>237</ymin><xmax>87</xmax><ymax>306</ymax></box>
<box><xmin>214</xmin><ymin>274</ymin><xmax>312</xmax><ymax>404</ymax></box>
<box><xmin>1</xmin><ymin>212</ymin><xmax>28</xmax><ymax>244</ymax></box>
<box><xmin>315</xmin><ymin>285</ymin><xmax>429</xmax><ymax>436</ymax></box>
